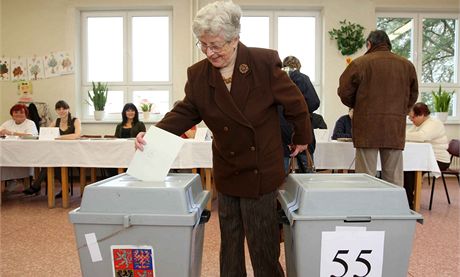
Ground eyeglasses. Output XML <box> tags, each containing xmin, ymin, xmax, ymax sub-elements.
<box><xmin>196</xmin><ymin>41</ymin><xmax>229</xmax><ymax>54</ymax></box>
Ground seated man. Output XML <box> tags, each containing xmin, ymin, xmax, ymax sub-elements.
<box><xmin>332</xmin><ymin>108</ymin><xmax>353</xmax><ymax>140</ymax></box>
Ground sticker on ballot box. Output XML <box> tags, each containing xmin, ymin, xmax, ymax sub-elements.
<box><xmin>320</xmin><ymin>229</ymin><xmax>384</xmax><ymax>277</ymax></box>
<box><xmin>111</xmin><ymin>245</ymin><xmax>155</xmax><ymax>277</ymax></box>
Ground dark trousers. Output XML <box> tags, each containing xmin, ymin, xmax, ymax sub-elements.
<box><xmin>218</xmin><ymin>191</ymin><xmax>284</xmax><ymax>277</ymax></box>
<box><xmin>403</xmin><ymin>160</ymin><xmax>450</xmax><ymax>208</ymax></box>
<box><xmin>32</xmin><ymin>168</ymin><xmax>61</xmax><ymax>189</ymax></box>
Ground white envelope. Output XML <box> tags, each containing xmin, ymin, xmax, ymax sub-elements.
<box><xmin>194</xmin><ymin>127</ymin><xmax>208</xmax><ymax>141</ymax></box>
<box><xmin>127</xmin><ymin>126</ymin><xmax>185</xmax><ymax>182</ymax></box>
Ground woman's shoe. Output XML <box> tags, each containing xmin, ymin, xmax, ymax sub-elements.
<box><xmin>23</xmin><ymin>186</ymin><xmax>41</xmax><ymax>196</ymax></box>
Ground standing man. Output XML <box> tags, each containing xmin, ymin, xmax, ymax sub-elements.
<box><xmin>338</xmin><ymin>30</ymin><xmax>418</xmax><ymax>186</ymax></box>
<box><xmin>136</xmin><ymin>1</ymin><xmax>311</xmax><ymax>276</ymax></box>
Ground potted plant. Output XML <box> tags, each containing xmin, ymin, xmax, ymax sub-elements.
<box><xmin>139</xmin><ymin>99</ymin><xmax>153</xmax><ymax>120</ymax></box>
<box><xmin>431</xmin><ymin>85</ymin><xmax>454</xmax><ymax>122</ymax></box>
<box><xmin>87</xmin><ymin>81</ymin><xmax>108</xmax><ymax>121</ymax></box>
<box><xmin>329</xmin><ymin>20</ymin><xmax>366</xmax><ymax>56</ymax></box>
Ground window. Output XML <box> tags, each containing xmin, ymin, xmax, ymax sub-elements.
<box><xmin>81</xmin><ymin>10</ymin><xmax>172</xmax><ymax>121</ymax></box>
<box><xmin>377</xmin><ymin>12</ymin><xmax>459</xmax><ymax>120</ymax></box>
<box><xmin>240</xmin><ymin>10</ymin><xmax>321</xmax><ymax>93</ymax></box>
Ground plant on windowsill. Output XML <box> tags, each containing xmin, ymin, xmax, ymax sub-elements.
<box><xmin>329</xmin><ymin>20</ymin><xmax>366</xmax><ymax>56</ymax></box>
<box><xmin>431</xmin><ymin>85</ymin><xmax>455</xmax><ymax>122</ymax></box>
<box><xmin>139</xmin><ymin>99</ymin><xmax>153</xmax><ymax>121</ymax></box>
<box><xmin>86</xmin><ymin>81</ymin><xmax>109</xmax><ymax>121</ymax></box>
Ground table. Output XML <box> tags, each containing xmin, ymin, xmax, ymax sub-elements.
<box><xmin>0</xmin><ymin>139</ymin><xmax>213</xmax><ymax>209</ymax></box>
<box><xmin>1</xmin><ymin>139</ymin><xmax>438</xmax><ymax>211</ymax></box>
<box><xmin>314</xmin><ymin>141</ymin><xmax>441</xmax><ymax>211</ymax></box>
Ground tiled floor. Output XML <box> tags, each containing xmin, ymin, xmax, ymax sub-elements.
<box><xmin>1</xmin><ymin>176</ymin><xmax>459</xmax><ymax>276</ymax></box>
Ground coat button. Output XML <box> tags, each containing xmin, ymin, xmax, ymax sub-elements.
<box><xmin>230</xmin><ymin>151</ymin><xmax>235</xmax><ymax>156</ymax></box>
<box><xmin>250</xmin><ymin>146</ymin><xmax>255</xmax><ymax>151</ymax></box>
<box><xmin>223</xmin><ymin>126</ymin><xmax>229</xmax><ymax>132</ymax></box>
<box><xmin>253</xmin><ymin>169</ymin><xmax>258</xmax><ymax>174</ymax></box>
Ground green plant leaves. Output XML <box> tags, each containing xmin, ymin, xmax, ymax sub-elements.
<box><xmin>329</xmin><ymin>20</ymin><xmax>366</xmax><ymax>56</ymax></box>
<box><xmin>86</xmin><ymin>81</ymin><xmax>108</xmax><ymax>111</ymax></box>
<box><xmin>431</xmin><ymin>85</ymin><xmax>454</xmax><ymax>112</ymax></box>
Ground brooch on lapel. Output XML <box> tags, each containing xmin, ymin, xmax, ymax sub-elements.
<box><xmin>239</xmin><ymin>64</ymin><xmax>249</xmax><ymax>74</ymax></box>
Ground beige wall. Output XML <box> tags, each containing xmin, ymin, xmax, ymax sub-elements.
<box><xmin>1</xmin><ymin>0</ymin><xmax>459</xmax><ymax>138</ymax></box>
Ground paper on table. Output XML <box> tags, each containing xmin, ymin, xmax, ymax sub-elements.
<box><xmin>127</xmin><ymin>126</ymin><xmax>185</xmax><ymax>181</ymax></box>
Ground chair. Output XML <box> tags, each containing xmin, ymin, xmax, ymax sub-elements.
<box><xmin>429</xmin><ymin>139</ymin><xmax>460</xmax><ymax>210</ymax></box>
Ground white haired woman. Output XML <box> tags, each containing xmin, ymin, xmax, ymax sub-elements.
<box><xmin>135</xmin><ymin>1</ymin><xmax>311</xmax><ymax>276</ymax></box>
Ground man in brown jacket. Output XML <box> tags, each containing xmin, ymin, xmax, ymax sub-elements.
<box><xmin>338</xmin><ymin>30</ymin><xmax>418</xmax><ymax>186</ymax></box>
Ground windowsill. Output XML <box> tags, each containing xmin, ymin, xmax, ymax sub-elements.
<box><xmin>81</xmin><ymin>115</ymin><xmax>164</xmax><ymax>124</ymax></box>
<box><xmin>81</xmin><ymin>120</ymin><xmax>161</xmax><ymax>124</ymax></box>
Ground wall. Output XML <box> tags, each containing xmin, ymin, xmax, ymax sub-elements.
<box><xmin>0</xmin><ymin>0</ymin><xmax>2</xmax><ymax>119</ymax></box>
<box><xmin>1</xmin><ymin>0</ymin><xmax>459</xmax><ymax>138</ymax></box>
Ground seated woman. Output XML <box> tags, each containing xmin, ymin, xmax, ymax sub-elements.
<box><xmin>331</xmin><ymin>108</ymin><xmax>353</xmax><ymax>140</ymax></box>
<box><xmin>23</xmin><ymin>100</ymin><xmax>81</xmax><ymax>196</ymax></box>
<box><xmin>52</xmin><ymin>100</ymin><xmax>81</xmax><ymax>140</ymax></box>
<box><xmin>114</xmin><ymin>103</ymin><xmax>146</xmax><ymax>138</ymax></box>
<box><xmin>404</xmin><ymin>102</ymin><xmax>450</xmax><ymax>207</ymax></box>
<box><xmin>0</xmin><ymin>104</ymin><xmax>38</xmax><ymax>137</ymax></box>
<box><xmin>105</xmin><ymin>103</ymin><xmax>147</xmax><ymax>177</ymax></box>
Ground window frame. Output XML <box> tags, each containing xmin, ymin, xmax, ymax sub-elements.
<box><xmin>80</xmin><ymin>9</ymin><xmax>173</xmax><ymax>122</ymax></box>
<box><xmin>376</xmin><ymin>11</ymin><xmax>460</xmax><ymax>123</ymax></box>
<box><xmin>240</xmin><ymin>8</ymin><xmax>322</xmax><ymax>99</ymax></box>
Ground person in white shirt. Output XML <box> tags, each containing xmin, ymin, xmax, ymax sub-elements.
<box><xmin>0</xmin><ymin>104</ymin><xmax>38</xmax><ymax>136</ymax></box>
<box><xmin>404</xmin><ymin>102</ymin><xmax>450</xmax><ymax>207</ymax></box>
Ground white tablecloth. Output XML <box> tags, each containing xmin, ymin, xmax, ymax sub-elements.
<box><xmin>1</xmin><ymin>139</ymin><xmax>439</xmax><ymax>174</ymax></box>
<box><xmin>0</xmin><ymin>138</ymin><xmax>212</xmax><ymax>169</ymax></box>
<box><xmin>0</xmin><ymin>167</ymin><xmax>33</xmax><ymax>181</ymax></box>
<box><xmin>314</xmin><ymin>141</ymin><xmax>441</xmax><ymax>175</ymax></box>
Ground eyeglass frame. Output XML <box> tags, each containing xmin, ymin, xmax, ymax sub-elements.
<box><xmin>196</xmin><ymin>40</ymin><xmax>229</xmax><ymax>54</ymax></box>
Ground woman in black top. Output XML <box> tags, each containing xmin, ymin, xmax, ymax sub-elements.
<box><xmin>106</xmin><ymin>103</ymin><xmax>146</xmax><ymax>177</ymax></box>
<box><xmin>114</xmin><ymin>103</ymin><xmax>146</xmax><ymax>138</ymax></box>
<box><xmin>23</xmin><ymin>100</ymin><xmax>81</xmax><ymax>196</ymax></box>
<box><xmin>53</xmin><ymin>100</ymin><xmax>81</xmax><ymax>139</ymax></box>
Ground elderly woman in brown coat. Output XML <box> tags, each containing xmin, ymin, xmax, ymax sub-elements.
<box><xmin>136</xmin><ymin>1</ymin><xmax>311</xmax><ymax>276</ymax></box>
<box><xmin>338</xmin><ymin>30</ymin><xmax>418</xmax><ymax>186</ymax></box>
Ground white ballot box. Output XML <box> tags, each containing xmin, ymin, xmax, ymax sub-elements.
<box><xmin>69</xmin><ymin>173</ymin><xmax>210</xmax><ymax>277</ymax></box>
<box><xmin>278</xmin><ymin>174</ymin><xmax>422</xmax><ymax>277</ymax></box>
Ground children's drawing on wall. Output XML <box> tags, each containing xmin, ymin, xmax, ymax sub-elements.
<box><xmin>44</xmin><ymin>53</ymin><xmax>60</xmax><ymax>78</ymax></box>
<box><xmin>18</xmin><ymin>81</ymin><xmax>33</xmax><ymax>102</ymax></box>
<box><xmin>0</xmin><ymin>57</ymin><xmax>11</xmax><ymax>81</ymax></box>
<box><xmin>57</xmin><ymin>51</ymin><xmax>74</xmax><ymax>75</ymax></box>
<box><xmin>44</xmin><ymin>51</ymin><xmax>74</xmax><ymax>77</ymax></box>
<box><xmin>10</xmin><ymin>56</ymin><xmax>29</xmax><ymax>81</ymax></box>
<box><xmin>27</xmin><ymin>55</ymin><xmax>45</xmax><ymax>80</ymax></box>
<box><xmin>1</xmin><ymin>50</ymin><xmax>73</xmax><ymax>81</ymax></box>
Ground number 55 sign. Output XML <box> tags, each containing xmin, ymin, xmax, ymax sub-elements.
<box><xmin>320</xmin><ymin>230</ymin><xmax>385</xmax><ymax>277</ymax></box>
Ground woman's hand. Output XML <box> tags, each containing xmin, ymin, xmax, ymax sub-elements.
<box><xmin>135</xmin><ymin>132</ymin><xmax>146</xmax><ymax>150</ymax></box>
<box><xmin>289</xmin><ymin>144</ymin><xmax>308</xmax><ymax>157</ymax></box>
<box><xmin>0</xmin><ymin>129</ymin><xmax>13</xmax><ymax>136</ymax></box>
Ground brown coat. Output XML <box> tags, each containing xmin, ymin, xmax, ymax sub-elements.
<box><xmin>157</xmin><ymin>42</ymin><xmax>311</xmax><ymax>198</ymax></box>
<box><xmin>338</xmin><ymin>44</ymin><xmax>418</xmax><ymax>150</ymax></box>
